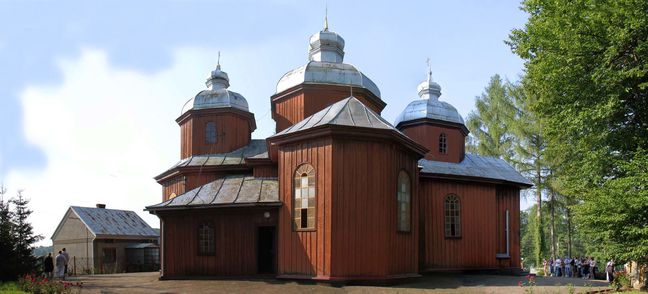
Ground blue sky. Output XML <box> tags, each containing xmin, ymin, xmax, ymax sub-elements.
<box><xmin>0</xmin><ymin>0</ymin><xmax>529</xmax><ymax>244</ymax></box>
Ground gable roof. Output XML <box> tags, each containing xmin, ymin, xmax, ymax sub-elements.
<box><xmin>146</xmin><ymin>175</ymin><xmax>281</xmax><ymax>212</ymax></box>
<box><xmin>419</xmin><ymin>154</ymin><xmax>533</xmax><ymax>187</ymax></box>
<box><xmin>273</xmin><ymin>96</ymin><xmax>395</xmax><ymax>137</ymax></box>
<box><xmin>52</xmin><ymin>206</ymin><xmax>159</xmax><ymax>239</ymax></box>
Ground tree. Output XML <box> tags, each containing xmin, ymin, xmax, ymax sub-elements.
<box><xmin>466</xmin><ymin>74</ymin><xmax>516</xmax><ymax>160</ymax></box>
<box><xmin>509</xmin><ymin>0</ymin><xmax>648</xmax><ymax>263</ymax></box>
<box><xmin>0</xmin><ymin>185</ymin><xmax>16</xmax><ymax>281</ymax></box>
<box><xmin>10</xmin><ymin>190</ymin><xmax>43</xmax><ymax>278</ymax></box>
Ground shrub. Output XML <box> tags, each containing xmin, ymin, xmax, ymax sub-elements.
<box><xmin>17</xmin><ymin>274</ymin><xmax>83</xmax><ymax>294</ymax></box>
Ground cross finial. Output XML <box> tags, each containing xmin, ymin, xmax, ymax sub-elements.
<box><xmin>217</xmin><ymin>51</ymin><xmax>221</xmax><ymax>70</ymax></box>
<box><xmin>426</xmin><ymin>57</ymin><xmax>432</xmax><ymax>81</ymax></box>
<box><xmin>324</xmin><ymin>3</ymin><xmax>329</xmax><ymax>31</ymax></box>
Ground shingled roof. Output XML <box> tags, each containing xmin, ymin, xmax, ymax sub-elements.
<box><xmin>419</xmin><ymin>154</ymin><xmax>533</xmax><ymax>187</ymax></box>
<box><xmin>273</xmin><ymin>96</ymin><xmax>396</xmax><ymax>137</ymax></box>
<box><xmin>157</xmin><ymin>139</ymin><xmax>267</xmax><ymax>176</ymax></box>
<box><xmin>146</xmin><ymin>175</ymin><xmax>281</xmax><ymax>212</ymax></box>
<box><xmin>52</xmin><ymin>206</ymin><xmax>158</xmax><ymax>240</ymax></box>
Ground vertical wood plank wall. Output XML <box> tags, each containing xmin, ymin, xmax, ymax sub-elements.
<box><xmin>272</xmin><ymin>86</ymin><xmax>384</xmax><ymax>133</ymax></box>
<box><xmin>330</xmin><ymin>139</ymin><xmax>419</xmax><ymax>278</ymax></box>
<box><xmin>400</xmin><ymin>124</ymin><xmax>465</xmax><ymax>163</ymax></box>
<box><xmin>180</xmin><ymin>113</ymin><xmax>252</xmax><ymax>159</ymax></box>
<box><xmin>162</xmin><ymin>173</ymin><xmax>225</xmax><ymax>201</ymax></box>
<box><xmin>420</xmin><ymin>179</ymin><xmax>498</xmax><ymax>270</ymax></box>
<box><xmin>496</xmin><ymin>186</ymin><xmax>521</xmax><ymax>269</ymax></box>
<box><xmin>277</xmin><ymin>137</ymin><xmax>333</xmax><ymax>278</ymax></box>
<box><xmin>161</xmin><ymin>208</ymin><xmax>277</xmax><ymax>277</ymax></box>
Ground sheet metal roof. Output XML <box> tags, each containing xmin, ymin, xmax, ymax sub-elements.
<box><xmin>164</xmin><ymin>139</ymin><xmax>266</xmax><ymax>171</ymax></box>
<box><xmin>273</xmin><ymin>96</ymin><xmax>395</xmax><ymax>137</ymax></box>
<box><xmin>419</xmin><ymin>154</ymin><xmax>533</xmax><ymax>187</ymax></box>
<box><xmin>70</xmin><ymin>206</ymin><xmax>159</xmax><ymax>238</ymax></box>
<box><xmin>146</xmin><ymin>175</ymin><xmax>280</xmax><ymax>211</ymax></box>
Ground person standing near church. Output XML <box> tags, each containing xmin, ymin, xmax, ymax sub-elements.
<box><xmin>43</xmin><ymin>253</ymin><xmax>54</xmax><ymax>279</ymax></box>
<box><xmin>62</xmin><ymin>248</ymin><xmax>70</xmax><ymax>278</ymax></box>
<box><xmin>55</xmin><ymin>251</ymin><xmax>66</xmax><ymax>280</ymax></box>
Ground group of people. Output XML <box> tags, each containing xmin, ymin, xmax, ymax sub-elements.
<box><xmin>542</xmin><ymin>256</ymin><xmax>616</xmax><ymax>283</ymax></box>
<box><xmin>42</xmin><ymin>248</ymin><xmax>70</xmax><ymax>280</ymax></box>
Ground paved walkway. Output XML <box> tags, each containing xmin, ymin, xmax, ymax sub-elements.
<box><xmin>66</xmin><ymin>272</ymin><xmax>610</xmax><ymax>293</ymax></box>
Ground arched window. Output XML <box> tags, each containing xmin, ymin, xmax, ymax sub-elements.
<box><xmin>397</xmin><ymin>171</ymin><xmax>411</xmax><ymax>232</ymax></box>
<box><xmin>444</xmin><ymin>194</ymin><xmax>461</xmax><ymax>238</ymax></box>
<box><xmin>294</xmin><ymin>164</ymin><xmax>316</xmax><ymax>230</ymax></box>
<box><xmin>205</xmin><ymin>122</ymin><xmax>217</xmax><ymax>144</ymax></box>
<box><xmin>198</xmin><ymin>223</ymin><xmax>215</xmax><ymax>255</ymax></box>
<box><xmin>439</xmin><ymin>133</ymin><xmax>447</xmax><ymax>154</ymax></box>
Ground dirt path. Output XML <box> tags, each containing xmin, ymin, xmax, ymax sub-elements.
<box><xmin>66</xmin><ymin>272</ymin><xmax>610</xmax><ymax>293</ymax></box>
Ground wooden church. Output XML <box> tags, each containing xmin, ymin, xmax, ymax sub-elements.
<box><xmin>145</xmin><ymin>21</ymin><xmax>531</xmax><ymax>281</ymax></box>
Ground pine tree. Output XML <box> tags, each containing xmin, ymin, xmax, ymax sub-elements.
<box><xmin>10</xmin><ymin>190</ymin><xmax>43</xmax><ymax>278</ymax></box>
<box><xmin>0</xmin><ymin>185</ymin><xmax>16</xmax><ymax>281</ymax></box>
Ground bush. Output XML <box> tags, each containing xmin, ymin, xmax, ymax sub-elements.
<box><xmin>610</xmin><ymin>270</ymin><xmax>631</xmax><ymax>291</ymax></box>
<box><xmin>17</xmin><ymin>274</ymin><xmax>83</xmax><ymax>294</ymax></box>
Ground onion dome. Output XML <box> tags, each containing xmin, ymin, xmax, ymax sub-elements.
<box><xmin>181</xmin><ymin>61</ymin><xmax>249</xmax><ymax>114</ymax></box>
<box><xmin>275</xmin><ymin>19</ymin><xmax>381</xmax><ymax>98</ymax></box>
<box><xmin>394</xmin><ymin>69</ymin><xmax>464</xmax><ymax>126</ymax></box>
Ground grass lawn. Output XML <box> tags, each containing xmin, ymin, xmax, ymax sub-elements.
<box><xmin>0</xmin><ymin>282</ymin><xmax>27</xmax><ymax>294</ymax></box>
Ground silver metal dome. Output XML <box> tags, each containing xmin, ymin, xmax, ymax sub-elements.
<box><xmin>275</xmin><ymin>23</ymin><xmax>381</xmax><ymax>98</ymax></box>
<box><xmin>181</xmin><ymin>63</ymin><xmax>250</xmax><ymax>114</ymax></box>
<box><xmin>394</xmin><ymin>70</ymin><xmax>464</xmax><ymax>126</ymax></box>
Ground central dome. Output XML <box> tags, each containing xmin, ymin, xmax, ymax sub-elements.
<box><xmin>275</xmin><ymin>24</ymin><xmax>381</xmax><ymax>98</ymax></box>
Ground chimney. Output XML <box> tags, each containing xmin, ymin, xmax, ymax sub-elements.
<box><xmin>96</xmin><ymin>204</ymin><xmax>106</xmax><ymax>209</ymax></box>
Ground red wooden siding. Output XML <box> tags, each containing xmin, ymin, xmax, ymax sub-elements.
<box><xmin>272</xmin><ymin>85</ymin><xmax>385</xmax><ymax>133</ymax></box>
<box><xmin>330</xmin><ymin>139</ymin><xmax>419</xmax><ymax>278</ymax></box>
<box><xmin>277</xmin><ymin>137</ymin><xmax>333</xmax><ymax>278</ymax></box>
<box><xmin>160</xmin><ymin>208</ymin><xmax>278</xmax><ymax>277</ymax></box>
<box><xmin>162</xmin><ymin>177</ymin><xmax>185</xmax><ymax>201</ymax></box>
<box><xmin>253</xmin><ymin>165</ymin><xmax>278</xmax><ymax>178</ymax></box>
<box><xmin>496</xmin><ymin>186</ymin><xmax>521</xmax><ymax>269</ymax></box>
<box><xmin>400</xmin><ymin>124</ymin><xmax>465</xmax><ymax>163</ymax></box>
<box><xmin>179</xmin><ymin>112</ymin><xmax>252</xmax><ymax>159</ymax></box>
<box><xmin>419</xmin><ymin>178</ymin><xmax>499</xmax><ymax>270</ymax></box>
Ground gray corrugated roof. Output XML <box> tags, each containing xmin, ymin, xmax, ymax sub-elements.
<box><xmin>419</xmin><ymin>154</ymin><xmax>533</xmax><ymax>187</ymax></box>
<box><xmin>272</xmin><ymin>96</ymin><xmax>395</xmax><ymax>137</ymax></box>
<box><xmin>146</xmin><ymin>175</ymin><xmax>280</xmax><ymax>210</ymax></box>
<box><xmin>164</xmin><ymin>139</ymin><xmax>267</xmax><ymax>171</ymax></box>
<box><xmin>70</xmin><ymin>206</ymin><xmax>159</xmax><ymax>238</ymax></box>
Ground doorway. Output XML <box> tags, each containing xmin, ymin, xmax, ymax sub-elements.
<box><xmin>257</xmin><ymin>226</ymin><xmax>276</xmax><ymax>274</ymax></box>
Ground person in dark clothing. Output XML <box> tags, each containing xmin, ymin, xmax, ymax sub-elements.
<box><xmin>43</xmin><ymin>253</ymin><xmax>54</xmax><ymax>279</ymax></box>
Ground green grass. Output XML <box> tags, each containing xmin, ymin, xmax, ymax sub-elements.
<box><xmin>0</xmin><ymin>282</ymin><xmax>27</xmax><ymax>294</ymax></box>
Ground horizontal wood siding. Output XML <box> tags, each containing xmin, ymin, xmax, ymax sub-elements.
<box><xmin>401</xmin><ymin>124</ymin><xmax>465</xmax><ymax>163</ymax></box>
<box><xmin>330</xmin><ymin>139</ymin><xmax>419</xmax><ymax>278</ymax></box>
<box><xmin>277</xmin><ymin>138</ymin><xmax>332</xmax><ymax>277</ymax></box>
<box><xmin>180</xmin><ymin>113</ymin><xmax>252</xmax><ymax>159</ymax></box>
<box><xmin>420</xmin><ymin>178</ymin><xmax>499</xmax><ymax>270</ymax></box>
<box><xmin>160</xmin><ymin>208</ymin><xmax>278</xmax><ymax>277</ymax></box>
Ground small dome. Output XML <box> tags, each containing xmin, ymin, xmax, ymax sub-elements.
<box><xmin>275</xmin><ymin>23</ymin><xmax>381</xmax><ymax>98</ymax></box>
<box><xmin>181</xmin><ymin>63</ymin><xmax>250</xmax><ymax>114</ymax></box>
<box><xmin>394</xmin><ymin>70</ymin><xmax>464</xmax><ymax>126</ymax></box>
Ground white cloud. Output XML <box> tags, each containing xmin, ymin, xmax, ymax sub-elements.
<box><xmin>7</xmin><ymin>42</ymin><xmax>299</xmax><ymax>245</ymax></box>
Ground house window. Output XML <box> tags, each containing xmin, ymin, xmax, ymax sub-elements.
<box><xmin>205</xmin><ymin>122</ymin><xmax>217</xmax><ymax>144</ymax></box>
<box><xmin>294</xmin><ymin>164</ymin><xmax>316</xmax><ymax>230</ymax></box>
<box><xmin>397</xmin><ymin>171</ymin><xmax>411</xmax><ymax>232</ymax></box>
<box><xmin>439</xmin><ymin>133</ymin><xmax>447</xmax><ymax>154</ymax></box>
<box><xmin>102</xmin><ymin>248</ymin><xmax>116</xmax><ymax>264</ymax></box>
<box><xmin>198</xmin><ymin>223</ymin><xmax>215</xmax><ymax>255</ymax></box>
<box><xmin>444</xmin><ymin>194</ymin><xmax>461</xmax><ymax>238</ymax></box>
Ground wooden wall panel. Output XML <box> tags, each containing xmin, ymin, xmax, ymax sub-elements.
<box><xmin>253</xmin><ymin>165</ymin><xmax>278</xmax><ymax>178</ymax></box>
<box><xmin>180</xmin><ymin>113</ymin><xmax>252</xmax><ymax>159</ymax></box>
<box><xmin>496</xmin><ymin>186</ymin><xmax>521</xmax><ymax>269</ymax></box>
<box><xmin>162</xmin><ymin>177</ymin><xmax>185</xmax><ymax>201</ymax></box>
<box><xmin>272</xmin><ymin>85</ymin><xmax>385</xmax><ymax>133</ymax></box>
<box><xmin>419</xmin><ymin>178</ymin><xmax>499</xmax><ymax>270</ymax></box>
<box><xmin>277</xmin><ymin>138</ymin><xmax>332</xmax><ymax>278</ymax></box>
<box><xmin>401</xmin><ymin>124</ymin><xmax>465</xmax><ymax>163</ymax></box>
<box><xmin>160</xmin><ymin>208</ymin><xmax>278</xmax><ymax>277</ymax></box>
<box><xmin>329</xmin><ymin>139</ymin><xmax>420</xmax><ymax>278</ymax></box>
